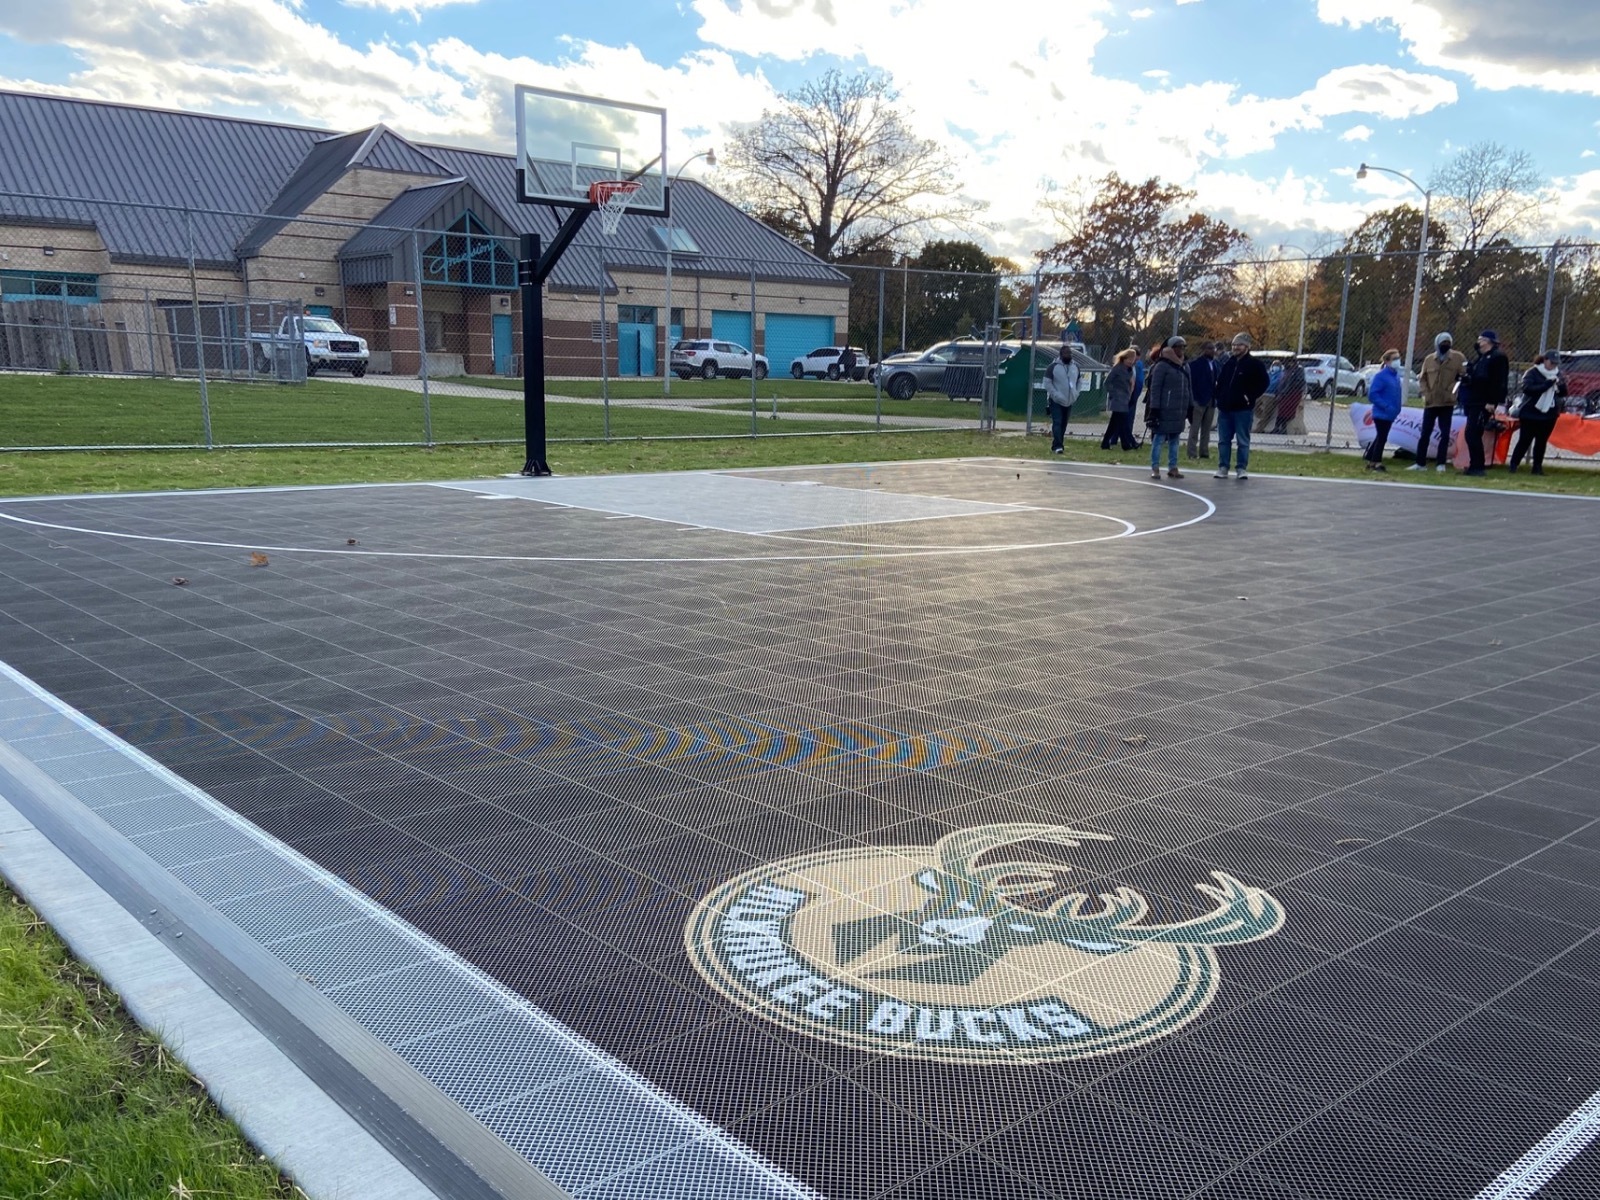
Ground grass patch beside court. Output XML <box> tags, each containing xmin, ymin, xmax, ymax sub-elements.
<box><xmin>0</xmin><ymin>374</ymin><xmax>889</xmax><ymax>447</ymax></box>
<box><xmin>4</xmin><ymin>430</ymin><xmax>1600</xmax><ymax>499</ymax></box>
<box><xmin>0</xmin><ymin>884</ymin><xmax>298</xmax><ymax>1200</ymax></box>
<box><xmin>702</xmin><ymin>396</ymin><xmax>990</xmax><ymax>422</ymax></box>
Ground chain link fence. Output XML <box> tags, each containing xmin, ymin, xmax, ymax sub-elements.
<box><xmin>3</xmin><ymin>188</ymin><xmax>1597</xmax><ymax>459</ymax></box>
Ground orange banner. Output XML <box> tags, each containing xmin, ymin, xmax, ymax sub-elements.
<box><xmin>1549</xmin><ymin>414</ymin><xmax>1600</xmax><ymax>457</ymax></box>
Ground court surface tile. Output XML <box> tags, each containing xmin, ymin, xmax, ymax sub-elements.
<box><xmin>1</xmin><ymin>459</ymin><xmax>1597</xmax><ymax>1199</ymax></box>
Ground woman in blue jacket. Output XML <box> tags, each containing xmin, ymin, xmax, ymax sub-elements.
<box><xmin>1365</xmin><ymin>349</ymin><xmax>1404</xmax><ymax>472</ymax></box>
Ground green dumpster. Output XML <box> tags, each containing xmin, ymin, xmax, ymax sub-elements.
<box><xmin>996</xmin><ymin>345</ymin><xmax>1110</xmax><ymax>419</ymax></box>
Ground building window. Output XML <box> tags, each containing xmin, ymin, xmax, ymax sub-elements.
<box><xmin>1</xmin><ymin>270</ymin><xmax>100</xmax><ymax>304</ymax></box>
<box><xmin>650</xmin><ymin>227</ymin><xmax>702</xmax><ymax>255</ymax></box>
<box><xmin>616</xmin><ymin>305</ymin><xmax>657</xmax><ymax>324</ymax></box>
<box><xmin>420</xmin><ymin>212</ymin><xmax>515</xmax><ymax>290</ymax></box>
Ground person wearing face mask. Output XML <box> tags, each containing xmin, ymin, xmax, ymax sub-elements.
<box><xmin>1145</xmin><ymin>336</ymin><xmax>1192</xmax><ymax>479</ymax></box>
<box><xmin>1459</xmin><ymin>330</ymin><xmax>1509</xmax><ymax>477</ymax></box>
<box><xmin>1364</xmin><ymin>349</ymin><xmax>1404</xmax><ymax>472</ymax></box>
<box><xmin>1508</xmin><ymin>350</ymin><xmax>1567</xmax><ymax>475</ymax></box>
<box><xmin>1410</xmin><ymin>332</ymin><xmax>1466</xmax><ymax>472</ymax></box>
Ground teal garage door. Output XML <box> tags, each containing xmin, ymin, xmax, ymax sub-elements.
<box><xmin>764</xmin><ymin>314</ymin><xmax>836</xmax><ymax>377</ymax></box>
<box><xmin>709</xmin><ymin>310</ymin><xmax>753</xmax><ymax>349</ymax></box>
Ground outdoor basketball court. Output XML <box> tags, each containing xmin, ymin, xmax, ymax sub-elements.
<box><xmin>1</xmin><ymin>457</ymin><xmax>1598</xmax><ymax>1199</ymax></box>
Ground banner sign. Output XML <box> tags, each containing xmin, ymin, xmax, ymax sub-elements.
<box><xmin>1351</xmin><ymin>402</ymin><xmax>1600</xmax><ymax>460</ymax></box>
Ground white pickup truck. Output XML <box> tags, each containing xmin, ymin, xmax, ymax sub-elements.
<box><xmin>252</xmin><ymin>314</ymin><xmax>368</xmax><ymax>377</ymax></box>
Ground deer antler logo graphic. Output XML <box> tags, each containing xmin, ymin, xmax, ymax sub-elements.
<box><xmin>687</xmin><ymin>825</ymin><xmax>1285</xmax><ymax>1064</ymax></box>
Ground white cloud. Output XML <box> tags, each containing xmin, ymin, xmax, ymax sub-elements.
<box><xmin>1318</xmin><ymin>0</ymin><xmax>1600</xmax><ymax>95</ymax></box>
<box><xmin>1341</xmin><ymin>124</ymin><xmax>1374</xmax><ymax>141</ymax></box>
<box><xmin>1129</xmin><ymin>7</ymin><xmax>1155</xmax><ymax>16</ymax></box>
<box><xmin>1143</xmin><ymin>69</ymin><xmax>1170</xmax><ymax>80</ymax></box>
<box><xmin>0</xmin><ymin>0</ymin><xmax>1469</xmax><ymax>255</ymax></box>
<box><xmin>342</xmin><ymin>0</ymin><xmax>481</xmax><ymax>18</ymax></box>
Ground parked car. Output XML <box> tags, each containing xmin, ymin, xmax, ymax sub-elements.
<box><xmin>1296</xmin><ymin>353</ymin><xmax>1362</xmax><ymax>398</ymax></box>
<box><xmin>1353</xmin><ymin>361</ymin><xmax>1421</xmax><ymax>398</ymax></box>
<box><xmin>790</xmin><ymin>346</ymin><xmax>871</xmax><ymax>380</ymax></box>
<box><xmin>873</xmin><ymin>340</ymin><xmax>1019</xmax><ymax>400</ymax></box>
<box><xmin>251</xmin><ymin>314</ymin><xmax>368</xmax><ymax>377</ymax></box>
<box><xmin>1559</xmin><ymin>351</ymin><xmax>1600</xmax><ymax>415</ymax></box>
<box><xmin>671</xmin><ymin>339</ymin><xmax>769</xmax><ymax>380</ymax></box>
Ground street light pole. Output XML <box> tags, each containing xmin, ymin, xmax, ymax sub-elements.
<box><xmin>662</xmin><ymin>148</ymin><xmax>716</xmax><ymax>397</ymax></box>
<box><xmin>1357</xmin><ymin>162</ymin><xmax>1430</xmax><ymax>397</ymax></box>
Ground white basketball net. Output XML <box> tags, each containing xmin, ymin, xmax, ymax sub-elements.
<box><xmin>592</xmin><ymin>181</ymin><xmax>639</xmax><ymax>238</ymax></box>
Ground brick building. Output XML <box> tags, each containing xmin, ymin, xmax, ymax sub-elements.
<box><xmin>0</xmin><ymin>90</ymin><xmax>850</xmax><ymax>378</ymax></box>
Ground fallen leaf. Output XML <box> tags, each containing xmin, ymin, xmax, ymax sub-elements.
<box><xmin>346</xmin><ymin>538</ymin><xmax>358</xmax><ymax>546</ymax></box>
<box><xmin>1237</xmin><ymin>596</ymin><xmax>1249</xmax><ymax>601</ymax></box>
<box><xmin>1488</xmin><ymin>639</ymin><xmax>1503</xmax><ymax>647</ymax></box>
<box><xmin>171</xmin><ymin>577</ymin><xmax>188</xmax><ymax>586</ymax></box>
<box><xmin>249</xmin><ymin>552</ymin><xmax>269</xmax><ymax>567</ymax></box>
<box><xmin>1121</xmin><ymin>734</ymin><xmax>1148</xmax><ymax>746</ymax></box>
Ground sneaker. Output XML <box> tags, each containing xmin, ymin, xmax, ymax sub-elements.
<box><xmin>1406</xmin><ymin>463</ymin><xmax>1424</xmax><ymax>471</ymax></box>
<box><xmin>1462</xmin><ymin>467</ymin><xmax>1486</xmax><ymax>477</ymax></box>
<box><xmin>1532</xmin><ymin>467</ymin><xmax>1545</xmax><ymax>476</ymax></box>
<box><xmin>1373</xmin><ymin>463</ymin><xmax>1387</xmax><ymax>473</ymax></box>
<box><xmin>1167</xmin><ymin>468</ymin><xmax>1184</xmax><ymax>479</ymax></box>
<box><xmin>1052</xmin><ymin>447</ymin><xmax>1065</xmax><ymax>455</ymax></box>
<box><xmin>1150</xmin><ymin>468</ymin><xmax>1161</xmax><ymax>479</ymax></box>
<box><xmin>1213</xmin><ymin>468</ymin><xmax>1230</xmax><ymax>479</ymax></box>
<box><xmin>1236</xmin><ymin>469</ymin><xmax>1249</xmax><ymax>480</ymax></box>
<box><xmin>1435</xmin><ymin>464</ymin><xmax>1447</xmax><ymax>473</ymax></box>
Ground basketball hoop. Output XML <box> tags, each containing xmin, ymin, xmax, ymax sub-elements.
<box><xmin>588</xmin><ymin>179</ymin><xmax>640</xmax><ymax>237</ymax></box>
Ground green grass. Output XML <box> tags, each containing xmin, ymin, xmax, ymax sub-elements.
<box><xmin>0</xmin><ymin>375</ymin><xmax>881</xmax><ymax>448</ymax></box>
<box><xmin>0</xmin><ymin>884</ymin><xmax>299</xmax><ymax>1200</ymax></box>
<box><xmin>3</xmin><ymin>430</ymin><xmax>1599</xmax><ymax>500</ymax></box>
<box><xmin>441</xmin><ymin>375</ymin><xmax>872</xmax><ymax>401</ymax></box>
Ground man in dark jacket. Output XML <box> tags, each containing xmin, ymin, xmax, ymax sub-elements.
<box><xmin>1146</xmin><ymin>336</ymin><xmax>1192</xmax><ymax>479</ymax></box>
<box><xmin>1213</xmin><ymin>333</ymin><xmax>1270</xmax><ymax>480</ymax></box>
<box><xmin>1460</xmin><ymin>329</ymin><xmax>1510</xmax><ymax>477</ymax></box>
<box><xmin>1186</xmin><ymin>341</ymin><xmax>1218</xmax><ymax>460</ymax></box>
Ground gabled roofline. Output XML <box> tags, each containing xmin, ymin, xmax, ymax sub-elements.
<box><xmin>0</xmin><ymin>86</ymin><xmax>337</xmax><ymax>136</ymax></box>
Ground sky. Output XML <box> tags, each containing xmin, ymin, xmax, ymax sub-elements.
<box><xmin>1</xmin><ymin>0</ymin><xmax>1597</xmax><ymax>261</ymax></box>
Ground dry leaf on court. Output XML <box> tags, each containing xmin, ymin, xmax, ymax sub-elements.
<box><xmin>1121</xmin><ymin>734</ymin><xmax>1148</xmax><ymax>746</ymax></box>
<box><xmin>249</xmin><ymin>552</ymin><xmax>270</xmax><ymax>567</ymax></box>
<box><xmin>171</xmin><ymin>577</ymin><xmax>188</xmax><ymax>586</ymax></box>
<box><xmin>346</xmin><ymin>538</ymin><xmax>358</xmax><ymax>546</ymax></box>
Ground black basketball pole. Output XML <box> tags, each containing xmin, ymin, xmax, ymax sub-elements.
<box><xmin>518</xmin><ymin>209</ymin><xmax>593</xmax><ymax>477</ymax></box>
<box><xmin>519</xmin><ymin>231</ymin><xmax>550</xmax><ymax>476</ymax></box>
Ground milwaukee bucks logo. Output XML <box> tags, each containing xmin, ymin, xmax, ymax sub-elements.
<box><xmin>685</xmin><ymin>825</ymin><xmax>1284</xmax><ymax>1063</ymax></box>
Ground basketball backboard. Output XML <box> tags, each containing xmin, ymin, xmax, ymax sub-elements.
<box><xmin>514</xmin><ymin>85</ymin><xmax>668</xmax><ymax>218</ymax></box>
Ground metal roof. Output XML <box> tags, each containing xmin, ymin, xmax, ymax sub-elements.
<box><xmin>0</xmin><ymin>89</ymin><xmax>845</xmax><ymax>286</ymax></box>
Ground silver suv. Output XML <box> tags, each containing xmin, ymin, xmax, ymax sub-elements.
<box><xmin>874</xmin><ymin>340</ymin><xmax>1016</xmax><ymax>400</ymax></box>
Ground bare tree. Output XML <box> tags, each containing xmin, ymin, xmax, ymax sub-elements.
<box><xmin>725</xmin><ymin>71</ymin><xmax>983</xmax><ymax>261</ymax></box>
<box><xmin>1430</xmin><ymin>142</ymin><xmax>1550</xmax><ymax>333</ymax></box>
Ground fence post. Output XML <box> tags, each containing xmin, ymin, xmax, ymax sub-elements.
<box><xmin>1026</xmin><ymin>267</ymin><xmax>1041</xmax><ymax>438</ymax></box>
<box><xmin>143</xmin><ymin>287</ymin><xmax>157</xmax><ymax>376</ymax></box>
<box><xmin>900</xmin><ymin>258</ymin><xmax>909</xmax><ymax>352</ymax></box>
<box><xmin>1171</xmin><ymin>260</ymin><xmax>1183</xmax><ymax>339</ymax></box>
<box><xmin>185</xmin><ymin>208</ymin><xmax>213</xmax><ymax>449</ymax></box>
<box><xmin>875</xmin><ymin>266</ymin><xmax>885</xmax><ymax>428</ymax></box>
<box><xmin>1324</xmin><ymin>254</ymin><xmax>1353</xmax><ymax>451</ymax></box>
<box><xmin>749</xmin><ymin>259</ymin><xmax>759</xmax><ymax>437</ymax></box>
<box><xmin>1539</xmin><ymin>242</ymin><xmax>1560</xmax><ymax>356</ymax></box>
<box><xmin>411</xmin><ymin>232</ymin><xmax>433</xmax><ymax>446</ymax></box>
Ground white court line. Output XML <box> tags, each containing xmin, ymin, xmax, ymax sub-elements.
<box><xmin>1473</xmin><ymin>1089</ymin><xmax>1600</xmax><ymax>1199</ymax></box>
<box><xmin>0</xmin><ymin>465</ymin><xmax>1213</xmax><ymax>562</ymax></box>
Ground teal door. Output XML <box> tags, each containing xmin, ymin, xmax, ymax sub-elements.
<box><xmin>710</xmin><ymin>310</ymin><xmax>753</xmax><ymax>349</ymax></box>
<box><xmin>765</xmin><ymin>314</ymin><xmax>836</xmax><ymax>377</ymax></box>
<box><xmin>618</xmin><ymin>323</ymin><xmax>656</xmax><ymax>376</ymax></box>
<box><xmin>492</xmin><ymin>314</ymin><xmax>514</xmax><ymax>375</ymax></box>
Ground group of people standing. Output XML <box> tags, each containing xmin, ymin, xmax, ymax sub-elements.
<box><xmin>1043</xmin><ymin>327</ymin><xmax>1567</xmax><ymax>480</ymax></box>
<box><xmin>1086</xmin><ymin>334</ymin><xmax>1271</xmax><ymax>480</ymax></box>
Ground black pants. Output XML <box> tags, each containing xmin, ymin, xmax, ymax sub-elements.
<box><xmin>1416</xmin><ymin>406</ymin><xmax>1452</xmax><ymax>467</ymax></box>
<box><xmin>1464</xmin><ymin>406</ymin><xmax>1489</xmax><ymax>471</ymax></box>
<box><xmin>1101</xmin><ymin>410</ymin><xmax>1137</xmax><ymax>450</ymax></box>
<box><xmin>1510</xmin><ymin>418</ymin><xmax>1556</xmax><ymax>469</ymax></box>
<box><xmin>1050</xmin><ymin>401</ymin><xmax>1073</xmax><ymax>452</ymax></box>
<box><xmin>1365</xmin><ymin>418</ymin><xmax>1393</xmax><ymax>464</ymax></box>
